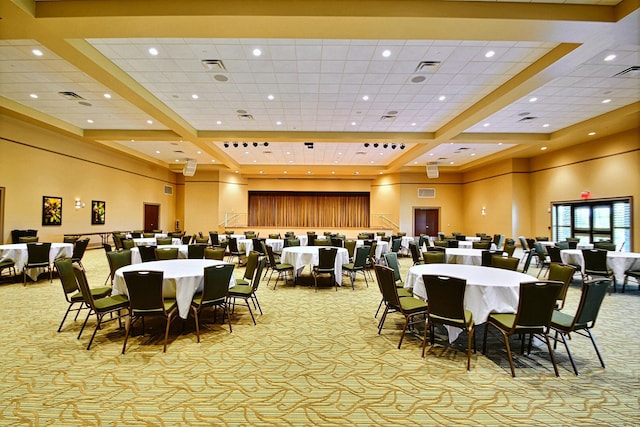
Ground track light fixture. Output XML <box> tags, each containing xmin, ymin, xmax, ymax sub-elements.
<box><xmin>400</xmin><ymin>144</ymin><xmax>405</xmax><ymax>150</ymax></box>
<box><xmin>253</xmin><ymin>142</ymin><xmax>258</xmax><ymax>147</ymax></box>
<box><xmin>373</xmin><ymin>143</ymin><xmax>379</xmax><ymax>148</ymax></box>
<box><xmin>391</xmin><ymin>144</ymin><xmax>396</xmax><ymax>149</ymax></box>
<box><xmin>242</xmin><ymin>142</ymin><xmax>248</xmax><ymax>147</ymax></box>
<box><xmin>364</xmin><ymin>143</ymin><xmax>370</xmax><ymax>147</ymax></box>
<box><xmin>233</xmin><ymin>142</ymin><xmax>238</xmax><ymax>148</ymax></box>
<box><xmin>383</xmin><ymin>143</ymin><xmax>388</xmax><ymax>148</ymax></box>
<box><xmin>363</xmin><ymin>142</ymin><xmax>405</xmax><ymax>150</ymax></box>
<box><xmin>223</xmin><ymin>142</ymin><xmax>270</xmax><ymax>149</ymax></box>
<box><xmin>224</xmin><ymin>142</ymin><xmax>229</xmax><ymax>148</ymax></box>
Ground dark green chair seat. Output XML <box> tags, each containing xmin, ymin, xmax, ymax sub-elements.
<box><xmin>191</xmin><ymin>263</ymin><xmax>234</xmax><ymax>340</ymax></box>
<box><xmin>228</xmin><ymin>258</ymin><xmax>266</xmax><ymax>325</ymax></box>
<box><xmin>265</xmin><ymin>245</ymin><xmax>294</xmax><ymax>290</ymax></box>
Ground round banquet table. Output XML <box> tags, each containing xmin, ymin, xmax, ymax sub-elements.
<box><xmin>280</xmin><ymin>246</ymin><xmax>349</xmax><ymax>285</ymax></box>
<box><xmin>113</xmin><ymin>259</ymin><xmax>236</xmax><ymax>319</ymax></box>
<box><xmin>405</xmin><ymin>264</ymin><xmax>536</xmax><ymax>341</ymax></box>
<box><xmin>0</xmin><ymin>242</ymin><xmax>72</xmax><ymax>280</ymax></box>
<box><xmin>560</xmin><ymin>249</ymin><xmax>640</xmax><ymax>284</ymax></box>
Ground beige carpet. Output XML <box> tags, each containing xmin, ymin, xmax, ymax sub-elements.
<box><xmin>0</xmin><ymin>249</ymin><xmax>638</xmax><ymax>426</ymax></box>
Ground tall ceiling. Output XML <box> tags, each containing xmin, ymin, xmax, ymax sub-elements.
<box><xmin>1</xmin><ymin>0</ymin><xmax>638</xmax><ymax>178</ymax></box>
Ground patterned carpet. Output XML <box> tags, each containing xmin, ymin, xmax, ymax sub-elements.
<box><xmin>0</xmin><ymin>248</ymin><xmax>638</xmax><ymax>426</ymax></box>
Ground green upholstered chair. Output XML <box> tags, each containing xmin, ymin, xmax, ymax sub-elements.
<box><xmin>268</xmin><ymin>233</ymin><xmax>281</xmax><ymax>239</ymax></box>
<box><xmin>548</xmin><ymin>263</ymin><xmax>577</xmax><ymax>311</ymax></box>
<box><xmin>156</xmin><ymin>237</ymin><xmax>173</xmax><ymax>245</ymax></box>
<box><xmin>375</xmin><ymin>252</ymin><xmax>412</xmax><ymax>317</ymax></box>
<box><xmin>142</xmin><ymin>233</ymin><xmax>155</xmax><ymax>238</ymax></box>
<box><xmin>190</xmin><ymin>263</ymin><xmax>234</xmax><ymax>340</ymax></box>
<box><xmin>237</xmin><ymin>251</ymin><xmax>259</xmax><ymax>286</ymax></box>
<box><xmin>503</xmin><ymin>243</ymin><xmax>516</xmax><ymax>257</ymax></box>
<box><xmin>204</xmin><ymin>247</ymin><xmax>225</xmax><ymax>261</ymax></box>
<box><xmin>54</xmin><ymin>257</ymin><xmax>112</xmax><ymax>332</ymax></box>
<box><xmin>209</xmin><ymin>232</ymin><xmax>220</xmax><ymax>246</ymax></box>
<box><xmin>265</xmin><ymin>245</ymin><xmax>294</xmax><ymax>290</ymax></box>
<box><xmin>550</xmin><ymin>278</ymin><xmax>609</xmax><ymax>375</ymax></box>
<box><xmin>482</xmin><ymin>280</ymin><xmax>563</xmax><ymax>377</ymax></box>
<box><xmin>63</xmin><ymin>235</ymin><xmax>78</xmax><ymax>244</ymax></box>
<box><xmin>344</xmin><ymin>239</ymin><xmax>357</xmax><ymax>261</ymax></box>
<box><xmin>105</xmin><ymin>250</ymin><xmax>132</xmax><ymax>285</ymax></box>
<box><xmin>409</xmin><ymin>242</ymin><xmax>423</xmax><ymax>266</ymax></box>
<box><xmin>622</xmin><ymin>269</ymin><xmax>640</xmax><ymax>293</ymax></box>
<box><xmin>565</xmin><ymin>237</ymin><xmax>580</xmax><ymax>249</ymax></box>
<box><xmin>390</xmin><ymin>238</ymin><xmax>402</xmax><ymax>253</ymax></box>
<box><xmin>187</xmin><ymin>244</ymin><xmax>206</xmax><ymax>259</ymax></box>
<box><xmin>374</xmin><ymin>264</ymin><xmax>428</xmax><ymax>349</ymax></box>
<box><xmin>122</xmin><ymin>270</ymin><xmax>178</xmax><ymax>353</ymax></box>
<box><xmin>73</xmin><ymin>265</ymin><xmax>128</xmax><ymax>350</ymax></box>
<box><xmin>193</xmin><ymin>236</ymin><xmax>209</xmax><ymax>244</ymax></box>
<box><xmin>226</xmin><ymin>238</ymin><xmax>244</xmax><ymax>264</ymax></box>
<box><xmin>433</xmin><ymin>240</ymin><xmax>448</xmax><ymax>248</ymax></box>
<box><xmin>481</xmin><ymin>250</ymin><xmax>503</xmax><ymax>267</ymax></box>
<box><xmin>138</xmin><ymin>245</ymin><xmax>157</xmax><ymax>262</ymax></box>
<box><xmin>422</xmin><ymin>274</ymin><xmax>475</xmax><ymax>371</ymax></box>
<box><xmin>121</xmin><ymin>238</ymin><xmax>135</xmax><ymax>250</ymax></box>
<box><xmin>312</xmin><ymin>247</ymin><xmax>338</xmax><ymax>292</ymax></box>
<box><xmin>0</xmin><ymin>258</ymin><xmax>17</xmax><ymax>278</ymax></box>
<box><xmin>472</xmin><ymin>241</ymin><xmax>491</xmax><ymax>250</ymax></box>
<box><xmin>24</xmin><ymin>242</ymin><xmax>52</xmax><ymax>285</ymax></box>
<box><xmin>19</xmin><ymin>236</ymin><xmax>39</xmax><ymax>243</ymax></box>
<box><xmin>343</xmin><ymin>245</ymin><xmax>370</xmax><ymax>290</ymax></box>
<box><xmin>593</xmin><ymin>241</ymin><xmax>616</xmax><ymax>251</ymax></box>
<box><xmin>228</xmin><ymin>257</ymin><xmax>267</xmax><ymax>325</ymax></box>
<box><xmin>581</xmin><ymin>249</ymin><xmax>616</xmax><ymax>292</ymax></box>
<box><xmin>491</xmin><ymin>256</ymin><xmax>520</xmax><ymax>271</ymax></box>
<box><xmin>71</xmin><ymin>238</ymin><xmax>90</xmax><ymax>270</ymax></box>
<box><xmin>423</xmin><ymin>251</ymin><xmax>446</xmax><ymax>264</ymax></box>
<box><xmin>155</xmin><ymin>247</ymin><xmax>179</xmax><ymax>260</ymax></box>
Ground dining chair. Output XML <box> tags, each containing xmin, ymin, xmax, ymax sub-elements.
<box><xmin>472</xmin><ymin>241</ymin><xmax>491</xmax><ymax>250</ymax></box>
<box><xmin>482</xmin><ymin>280</ymin><xmax>563</xmax><ymax>377</ymax></box>
<box><xmin>19</xmin><ymin>236</ymin><xmax>39</xmax><ymax>243</ymax></box>
<box><xmin>54</xmin><ymin>258</ymin><xmax>112</xmax><ymax>333</ymax></box>
<box><xmin>194</xmin><ymin>236</ymin><xmax>209</xmax><ymax>244</ymax></box>
<box><xmin>187</xmin><ymin>244</ymin><xmax>206</xmax><ymax>259</ymax></box>
<box><xmin>344</xmin><ymin>240</ymin><xmax>357</xmax><ymax>262</ymax></box>
<box><xmin>581</xmin><ymin>249</ymin><xmax>616</xmax><ymax>292</ymax></box>
<box><xmin>0</xmin><ymin>258</ymin><xmax>17</xmax><ymax>278</ymax></box>
<box><xmin>422</xmin><ymin>274</ymin><xmax>475</xmax><ymax>371</ymax></box>
<box><xmin>550</xmin><ymin>278</ymin><xmax>610</xmax><ymax>375</ymax></box>
<box><xmin>122</xmin><ymin>270</ymin><xmax>178</xmax><ymax>354</ymax></box>
<box><xmin>622</xmin><ymin>268</ymin><xmax>640</xmax><ymax>293</ymax></box>
<box><xmin>209</xmin><ymin>232</ymin><xmax>220</xmax><ymax>246</ymax></box>
<box><xmin>227</xmin><ymin>238</ymin><xmax>244</xmax><ymax>264</ymax></box>
<box><xmin>312</xmin><ymin>247</ymin><xmax>338</xmax><ymax>291</ymax></box>
<box><xmin>70</xmin><ymin>238</ymin><xmax>90</xmax><ymax>270</ymax></box>
<box><xmin>104</xmin><ymin>249</ymin><xmax>132</xmax><ymax>285</ymax></box>
<box><xmin>374</xmin><ymin>264</ymin><xmax>428</xmax><ymax>350</ymax></box>
<box><xmin>190</xmin><ymin>263</ymin><xmax>235</xmax><ymax>341</ymax></box>
<box><xmin>228</xmin><ymin>258</ymin><xmax>267</xmax><ymax>325</ymax></box>
<box><xmin>481</xmin><ymin>250</ymin><xmax>502</xmax><ymax>267</ymax></box>
<box><xmin>74</xmin><ymin>265</ymin><xmax>129</xmax><ymax>350</ymax></box>
<box><xmin>204</xmin><ymin>247</ymin><xmax>225</xmax><ymax>261</ymax></box>
<box><xmin>237</xmin><ymin>251</ymin><xmax>259</xmax><ymax>286</ymax></box>
<box><xmin>155</xmin><ymin>247</ymin><xmax>179</xmax><ymax>260</ymax></box>
<box><xmin>24</xmin><ymin>242</ymin><xmax>52</xmax><ymax>285</ymax></box>
<box><xmin>156</xmin><ymin>237</ymin><xmax>173</xmax><ymax>245</ymax></box>
<box><xmin>423</xmin><ymin>251</ymin><xmax>446</xmax><ymax>264</ymax></box>
<box><xmin>343</xmin><ymin>246</ymin><xmax>370</xmax><ymax>290</ymax></box>
<box><xmin>138</xmin><ymin>245</ymin><xmax>157</xmax><ymax>262</ymax></box>
<box><xmin>409</xmin><ymin>242</ymin><xmax>423</xmax><ymax>266</ymax></box>
<box><xmin>390</xmin><ymin>238</ymin><xmax>402</xmax><ymax>253</ymax></box>
<box><xmin>491</xmin><ymin>256</ymin><xmax>520</xmax><ymax>271</ymax></box>
<box><xmin>547</xmin><ymin>263</ymin><xmax>576</xmax><ymax>311</ymax></box>
<box><xmin>265</xmin><ymin>245</ymin><xmax>294</xmax><ymax>290</ymax></box>
<box><xmin>121</xmin><ymin>238</ymin><xmax>135</xmax><ymax>249</ymax></box>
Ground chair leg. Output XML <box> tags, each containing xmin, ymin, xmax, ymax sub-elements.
<box><xmin>163</xmin><ymin>313</ymin><xmax>174</xmax><ymax>353</ymax></box>
<box><xmin>122</xmin><ymin>313</ymin><xmax>132</xmax><ymax>354</ymax></box>
<box><xmin>501</xmin><ymin>331</ymin><xmax>516</xmax><ymax>377</ymax></box>
<box><xmin>86</xmin><ymin>313</ymin><xmax>103</xmax><ymax>350</ymax></box>
<box><xmin>374</xmin><ymin>298</ymin><xmax>383</xmax><ymax>318</ymax></box>
<box><xmin>587</xmin><ymin>329</ymin><xmax>606</xmax><ymax>369</ymax></box>
<box><xmin>543</xmin><ymin>333</ymin><xmax>560</xmax><ymax>377</ymax></box>
<box><xmin>558</xmin><ymin>331</ymin><xmax>579</xmax><ymax>375</ymax></box>
<box><xmin>377</xmin><ymin>307</ymin><xmax>389</xmax><ymax>334</ymax></box>
<box><xmin>421</xmin><ymin>319</ymin><xmax>430</xmax><ymax>358</ymax></box>
<box><xmin>191</xmin><ymin>306</ymin><xmax>200</xmax><ymax>344</ymax></box>
<box><xmin>467</xmin><ymin>326</ymin><xmax>475</xmax><ymax>371</ymax></box>
<box><xmin>78</xmin><ymin>309</ymin><xmax>93</xmax><ymax>339</ymax></box>
<box><xmin>398</xmin><ymin>316</ymin><xmax>410</xmax><ymax>349</ymax></box>
<box><xmin>57</xmin><ymin>303</ymin><xmax>76</xmax><ymax>332</ymax></box>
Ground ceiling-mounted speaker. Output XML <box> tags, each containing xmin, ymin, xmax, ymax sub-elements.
<box><xmin>426</xmin><ymin>163</ymin><xmax>439</xmax><ymax>179</ymax></box>
<box><xmin>183</xmin><ymin>159</ymin><xmax>197</xmax><ymax>176</ymax></box>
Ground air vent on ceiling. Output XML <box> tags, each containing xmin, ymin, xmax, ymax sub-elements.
<box><xmin>58</xmin><ymin>91</ymin><xmax>85</xmax><ymax>100</ymax></box>
<box><xmin>418</xmin><ymin>188</ymin><xmax>436</xmax><ymax>198</ymax></box>
<box><xmin>163</xmin><ymin>185</ymin><xmax>173</xmax><ymax>196</ymax></box>
<box><xmin>355</xmin><ymin>151</ymin><xmax>366</xmax><ymax>155</ymax></box>
<box><xmin>237</xmin><ymin>114</ymin><xmax>254</xmax><ymax>120</ymax></box>
<box><xmin>201</xmin><ymin>59</ymin><xmax>227</xmax><ymax>72</ymax></box>
<box><xmin>518</xmin><ymin>116</ymin><xmax>538</xmax><ymax>122</ymax></box>
<box><xmin>415</xmin><ymin>61</ymin><xmax>442</xmax><ymax>72</ymax></box>
<box><xmin>612</xmin><ymin>66</ymin><xmax>639</xmax><ymax>77</ymax></box>
<box><xmin>380</xmin><ymin>115</ymin><xmax>397</xmax><ymax>122</ymax></box>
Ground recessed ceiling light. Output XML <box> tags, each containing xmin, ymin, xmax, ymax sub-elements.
<box><xmin>103</xmin><ymin>93</ymin><xmax>111</xmax><ymax>99</ymax></box>
<box><xmin>337</xmin><ymin>152</ymin><xmax>342</xmax><ymax>155</ymax></box>
<box><xmin>379</xmin><ymin>152</ymin><xmax>384</xmax><ymax>156</ymax></box>
<box><xmin>541</xmin><ymin>146</ymin><xmax>548</xmax><ymax>150</ymax></box>
<box><xmin>146</xmin><ymin>119</ymin><xmax>153</xmax><ymax>124</ymax></box>
<box><xmin>155</xmin><ymin>150</ymin><xmax>160</xmax><ymax>154</ymax></box>
<box><xmin>245</xmin><ymin>151</ymin><xmax>249</xmax><ymax>155</ymax></box>
<box><xmin>235</xmin><ymin>170</ymin><xmax>239</xmax><ymax>174</ymax></box>
<box><xmin>485</xmin><ymin>50</ymin><xmax>495</xmax><ymax>58</ymax></box>
<box><xmin>276</xmin><ymin>121</ymin><xmax>282</xmax><ymax>125</ymax></box>
<box><xmin>429</xmin><ymin>153</ymin><xmax>434</xmax><ymax>156</ymax></box>
<box><xmin>351</xmin><ymin>122</ymin><xmax>356</xmax><ymax>126</ymax></box>
<box><xmin>529</xmin><ymin>97</ymin><xmax>538</xmax><ymax>102</ymax></box>
<box><xmin>362</xmin><ymin>95</ymin><xmax>369</xmax><ymax>101</ymax></box>
<box><xmin>332</xmin><ymin>171</ymin><xmax>336</xmax><ymax>175</ymax></box>
<box><xmin>191</xmin><ymin>94</ymin><xmax>199</xmax><ymax>99</ymax></box>
<box><xmin>470</xmin><ymin>153</ymin><xmax>476</xmax><ymax>156</ymax></box>
<box><xmin>29</xmin><ymin>94</ymin><xmax>38</xmax><ymax>99</ymax></box>
<box><xmin>483</xmin><ymin>123</ymin><xmax>490</xmax><ymax>127</ymax></box>
<box><xmin>411</xmin><ymin>123</ymin><xmax>416</xmax><ymax>126</ymax></box>
<box><xmin>252</xmin><ymin>48</ymin><xmax>262</xmax><ymax>57</ymax></box>
<box><xmin>252</xmin><ymin>160</ymin><xmax>257</xmax><ymax>163</ymax></box>
<box><xmin>602</xmin><ymin>99</ymin><xmax>611</xmax><ymax>104</ymax></box>
<box><xmin>131</xmin><ymin>139</ymin><xmax>135</xmax><ymax>142</ymax></box>
<box><xmin>259</xmin><ymin>171</ymin><xmax>264</xmax><ymax>174</ymax></box>
<box><xmin>87</xmin><ymin>119</ymin><xmax>93</xmax><ymax>124</ymax></box>
<box><xmin>175</xmin><ymin>159</ymin><xmax>180</xmax><ymax>162</ymax></box>
<box><xmin>286</xmin><ymin>151</ymin><xmax>291</xmax><ymax>155</ymax></box>
<box><xmin>197</xmin><ymin>151</ymin><xmax>202</xmax><ymax>154</ymax></box>
<box><xmin>382</xmin><ymin>49</ymin><xmax>391</xmax><ymax>58</ymax></box>
<box><xmin>354</xmin><ymin>171</ymin><xmax>360</xmax><ymax>175</ymax></box>
<box><xmin>289</xmin><ymin>160</ymin><xmax>294</xmax><ymax>163</ymax></box>
<box><xmin>32</xmin><ymin>49</ymin><xmax>43</xmax><ymax>57</ymax></box>
<box><xmin>604</xmin><ymin>54</ymin><xmax>616</xmax><ymax>61</ymax></box>
<box><xmin>211</xmin><ymin>159</ymin><xmax>215</xmax><ymax>163</ymax></box>
<box><xmin>216</xmin><ymin>120</ymin><xmax>222</xmax><ymax>125</ymax></box>
<box><xmin>498</xmin><ymin>142</ymin><xmax>503</xmax><ymax>145</ymax></box>
<box><xmin>588</xmin><ymin>132</ymin><xmax>596</xmax><ymax>136</ymax></box>
<box><xmin>450</xmin><ymin>161</ymin><xmax>454</xmax><ymax>165</ymax></box>
<box><xmin>283</xmin><ymin>170</ymin><xmax>287</xmax><ymax>174</ymax></box>
<box><xmin>438</xmin><ymin>95</ymin><xmax>446</xmax><ymax>101</ymax></box>
<box><xmin>370</xmin><ymin>160</ymin><xmax>375</xmax><ymax>164</ymax></box>
<box><xmin>306</xmin><ymin>171</ymin><xmax>311</xmax><ymax>175</ymax></box>
<box><xmin>543</xmin><ymin>123</ymin><xmax>550</xmax><ymax>128</ymax></box>
<box><xmin>267</xmin><ymin>94</ymin><xmax>274</xmax><ymax>100</ymax></box>
<box><xmin>379</xmin><ymin>171</ymin><xmax>383</xmax><ymax>174</ymax></box>
<box><xmin>148</xmin><ymin>48</ymin><xmax>158</xmax><ymax>56</ymax></box>
<box><xmin>414</xmin><ymin>161</ymin><xmax>419</xmax><ymax>164</ymax></box>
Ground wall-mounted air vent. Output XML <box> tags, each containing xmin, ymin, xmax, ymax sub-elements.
<box><xmin>380</xmin><ymin>115</ymin><xmax>397</xmax><ymax>122</ymax></box>
<box><xmin>518</xmin><ymin>116</ymin><xmax>538</xmax><ymax>122</ymax></box>
<box><xmin>612</xmin><ymin>66</ymin><xmax>639</xmax><ymax>77</ymax></box>
<box><xmin>163</xmin><ymin>185</ymin><xmax>173</xmax><ymax>196</ymax></box>
<box><xmin>201</xmin><ymin>59</ymin><xmax>227</xmax><ymax>72</ymax></box>
<box><xmin>418</xmin><ymin>188</ymin><xmax>436</xmax><ymax>198</ymax></box>
<box><xmin>415</xmin><ymin>61</ymin><xmax>442</xmax><ymax>72</ymax></box>
<box><xmin>238</xmin><ymin>114</ymin><xmax>254</xmax><ymax>120</ymax></box>
<box><xmin>58</xmin><ymin>91</ymin><xmax>85</xmax><ymax>100</ymax></box>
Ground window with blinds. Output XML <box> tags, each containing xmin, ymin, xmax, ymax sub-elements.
<box><xmin>551</xmin><ymin>198</ymin><xmax>632</xmax><ymax>251</ymax></box>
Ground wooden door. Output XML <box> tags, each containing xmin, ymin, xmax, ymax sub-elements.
<box><xmin>144</xmin><ymin>203</ymin><xmax>160</xmax><ymax>232</ymax></box>
<box><xmin>414</xmin><ymin>208</ymin><xmax>439</xmax><ymax>238</ymax></box>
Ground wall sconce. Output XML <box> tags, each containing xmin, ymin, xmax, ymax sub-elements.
<box><xmin>75</xmin><ymin>198</ymin><xmax>85</xmax><ymax>209</ymax></box>
<box><xmin>481</xmin><ymin>206</ymin><xmax>486</xmax><ymax>216</ymax></box>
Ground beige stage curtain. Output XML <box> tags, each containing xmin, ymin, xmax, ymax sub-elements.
<box><xmin>248</xmin><ymin>192</ymin><xmax>370</xmax><ymax>228</ymax></box>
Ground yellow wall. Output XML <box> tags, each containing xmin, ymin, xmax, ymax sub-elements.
<box><xmin>1</xmin><ymin>114</ymin><xmax>638</xmax><ymax>249</ymax></box>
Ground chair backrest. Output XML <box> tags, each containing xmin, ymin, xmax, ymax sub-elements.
<box><xmin>317</xmin><ymin>247</ymin><xmax>338</xmax><ymax>270</ymax></box>
<box><xmin>565</xmin><ymin>237</ymin><xmax>579</xmax><ymax>249</ymax></box>
<box><xmin>535</xmin><ymin>236</ymin><xmax>549</xmax><ymax>242</ymax></box>
<box><xmin>526</xmin><ymin>238</ymin><xmax>537</xmax><ymax>253</ymax></box>
<box><xmin>204</xmin><ymin>247</ymin><xmax>225</xmax><ymax>260</ymax></box>
<box><xmin>209</xmin><ymin>232</ymin><xmax>219</xmax><ymax>246</ymax></box>
<box><xmin>54</xmin><ymin>257</ymin><xmax>79</xmax><ymax>295</ymax></box>
<box><xmin>426</xmin><ymin>246</ymin><xmax>445</xmax><ymax>252</ymax></box>
<box><xmin>433</xmin><ymin>240</ymin><xmax>448</xmax><ymax>248</ymax></box>
<box><xmin>72</xmin><ymin>238</ymin><xmax>90</xmax><ymax>260</ymax></box>
<box><xmin>120</xmin><ymin>239</ymin><xmax>135</xmax><ymax>249</ymax></box>
<box><xmin>423</xmin><ymin>274</ymin><xmax>467</xmax><ymax>324</ymax></box>
<box><xmin>409</xmin><ymin>242</ymin><xmax>421</xmax><ymax>264</ymax></box>
<box><xmin>27</xmin><ymin>242</ymin><xmax>51</xmax><ymax>264</ymax></box>
<box><xmin>20</xmin><ymin>236</ymin><xmax>39</xmax><ymax>243</ymax></box>
<box><xmin>285</xmin><ymin>231</ymin><xmax>296</xmax><ymax>238</ymax></box>
<box><xmin>251</xmin><ymin>257</ymin><xmax>268</xmax><ymax>291</ymax></box>
<box><xmin>243</xmin><ymin>251</ymin><xmax>260</xmax><ymax>281</ymax></box>
<box><xmin>491</xmin><ymin>256</ymin><xmax>519</xmax><ymax>271</ymax></box>
<box><xmin>481</xmin><ymin>250</ymin><xmax>502</xmax><ymax>267</ymax></box>
<box><xmin>63</xmin><ymin>235</ymin><xmax>78</xmax><ymax>244</ymax></box>
<box><xmin>187</xmin><ymin>244</ymin><xmax>206</xmax><ymax>259</ymax></box>
<box><xmin>582</xmin><ymin>249</ymin><xmax>608</xmax><ymax>272</ymax></box>
<box><xmin>224</xmin><ymin>230</ymin><xmax>234</xmax><ymax>235</ymax></box>
<box><xmin>374</xmin><ymin>264</ymin><xmax>401</xmax><ymax>309</ymax></box>
<box><xmin>344</xmin><ymin>240</ymin><xmax>357</xmax><ymax>259</ymax></box>
<box><xmin>106</xmin><ymin>250</ymin><xmax>132</xmax><ymax>281</ymax></box>
<box><xmin>593</xmin><ymin>241</ymin><xmax>616</xmax><ymax>251</ymax></box>
<box><xmin>518</xmin><ymin>236</ymin><xmax>529</xmax><ymax>251</ymax></box>
<box><xmin>155</xmin><ymin>247</ymin><xmax>179</xmax><ymax>260</ymax></box>
<box><xmin>472</xmin><ymin>241</ymin><xmax>491</xmax><ymax>250</ymax></box>
<box><xmin>446</xmin><ymin>240</ymin><xmax>459</xmax><ymax>248</ymax></box>
<box><xmin>331</xmin><ymin>237</ymin><xmax>343</xmax><ymax>248</ymax></box>
<box><xmin>123</xmin><ymin>270</ymin><xmax>166</xmax><ymax>315</ymax></box>
<box><xmin>138</xmin><ymin>245</ymin><xmax>157</xmax><ymax>262</ymax></box>
<box><xmin>156</xmin><ymin>237</ymin><xmax>173</xmax><ymax>245</ymax></box>
<box><xmin>194</xmin><ymin>236</ymin><xmax>209</xmax><ymax>244</ymax></box>
<box><xmin>512</xmin><ymin>281</ymin><xmax>563</xmax><ymax>330</ymax></box>
<box><xmin>548</xmin><ymin>263</ymin><xmax>576</xmax><ymax>309</ymax></box>
<box><xmin>546</xmin><ymin>245</ymin><xmax>563</xmax><ymax>263</ymax></box>
<box><xmin>252</xmin><ymin>238</ymin><xmax>265</xmax><ymax>255</ymax></box>
<box><xmin>265</xmin><ymin>244</ymin><xmax>280</xmax><ymax>268</ymax></box>
<box><xmin>503</xmin><ymin>243</ymin><xmax>516</xmax><ymax>257</ymax></box>
<box><xmin>73</xmin><ymin>264</ymin><xmax>98</xmax><ymax>308</ymax></box>
<box><xmin>199</xmin><ymin>263</ymin><xmax>234</xmax><ymax>306</ymax></box>
<box><xmin>228</xmin><ymin>238</ymin><xmax>240</xmax><ymax>252</ymax></box>
<box><xmin>573</xmin><ymin>279</ymin><xmax>610</xmax><ymax>329</ymax></box>
<box><xmin>103</xmin><ymin>243</ymin><xmax>113</xmax><ymax>253</ymax></box>
<box><xmin>142</xmin><ymin>232</ymin><xmax>155</xmax><ymax>238</ymax></box>
<box><xmin>181</xmin><ymin>235</ymin><xmax>192</xmax><ymax>245</ymax></box>
<box><xmin>382</xmin><ymin>251</ymin><xmax>401</xmax><ymax>281</ymax></box>
<box><xmin>423</xmin><ymin>251</ymin><xmax>446</xmax><ymax>264</ymax></box>
<box><xmin>455</xmin><ymin>234</ymin><xmax>466</xmax><ymax>241</ymax></box>
<box><xmin>287</xmin><ymin>238</ymin><xmax>300</xmax><ymax>247</ymax></box>
<box><xmin>269</xmin><ymin>233</ymin><xmax>281</xmax><ymax>239</ymax></box>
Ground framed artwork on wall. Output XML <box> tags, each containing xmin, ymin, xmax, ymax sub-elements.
<box><xmin>42</xmin><ymin>196</ymin><xmax>62</xmax><ymax>226</ymax></box>
<box><xmin>92</xmin><ymin>200</ymin><xmax>106</xmax><ymax>225</ymax></box>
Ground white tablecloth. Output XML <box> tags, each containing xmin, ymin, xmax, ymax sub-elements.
<box><xmin>0</xmin><ymin>243</ymin><xmax>73</xmax><ymax>280</ymax></box>
<box><xmin>405</xmin><ymin>264</ymin><xmax>535</xmax><ymax>341</ymax></box>
<box><xmin>456</xmin><ymin>241</ymin><xmax>497</xmax><ymax>250</ymax></box>
<box><xmin>465</xmin><ymin>236</ymin><xmax>481</xmax><ymax>242</ymax></box>
<box><xmin>400</xmin><ymin>236</ymin><xmax>415</xmax><ymax>250</ymax></box>
<box><xmin>281</xmin><ymin>246</ymin><xmax>349</xmax><ymax>285</ymax></box>
<box><xmin>355</xmin><ymin>240</ymin><xmax>389</xmax><ymax>260</ymax></box>
<box><xmin>241</xmin><ymin>239</ymin><xmax>284</xmax><ymax>256</ymax></box>
<box><xmin>130</xmin><ymin>245</ymin><xmax>189</xmax><ymax>263</ymax></box>
<box><xmin>445</xmin><ymin>248</ymin><xmax>489</xmax><ymax>266</ymax></box>
<box><xmin>133</xmin><ymin>237</ymin><xmax>181</xmax><ymax>246</ymax></box>
<box><xmin>560</xmin><ymin>249</ymin><xmax>640</xmax><ymax>284</ymax></box>
<box><xmin>113</xmin><ymin>259</ymin><xmax>236</xmax><ymax>319</ymax></box>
